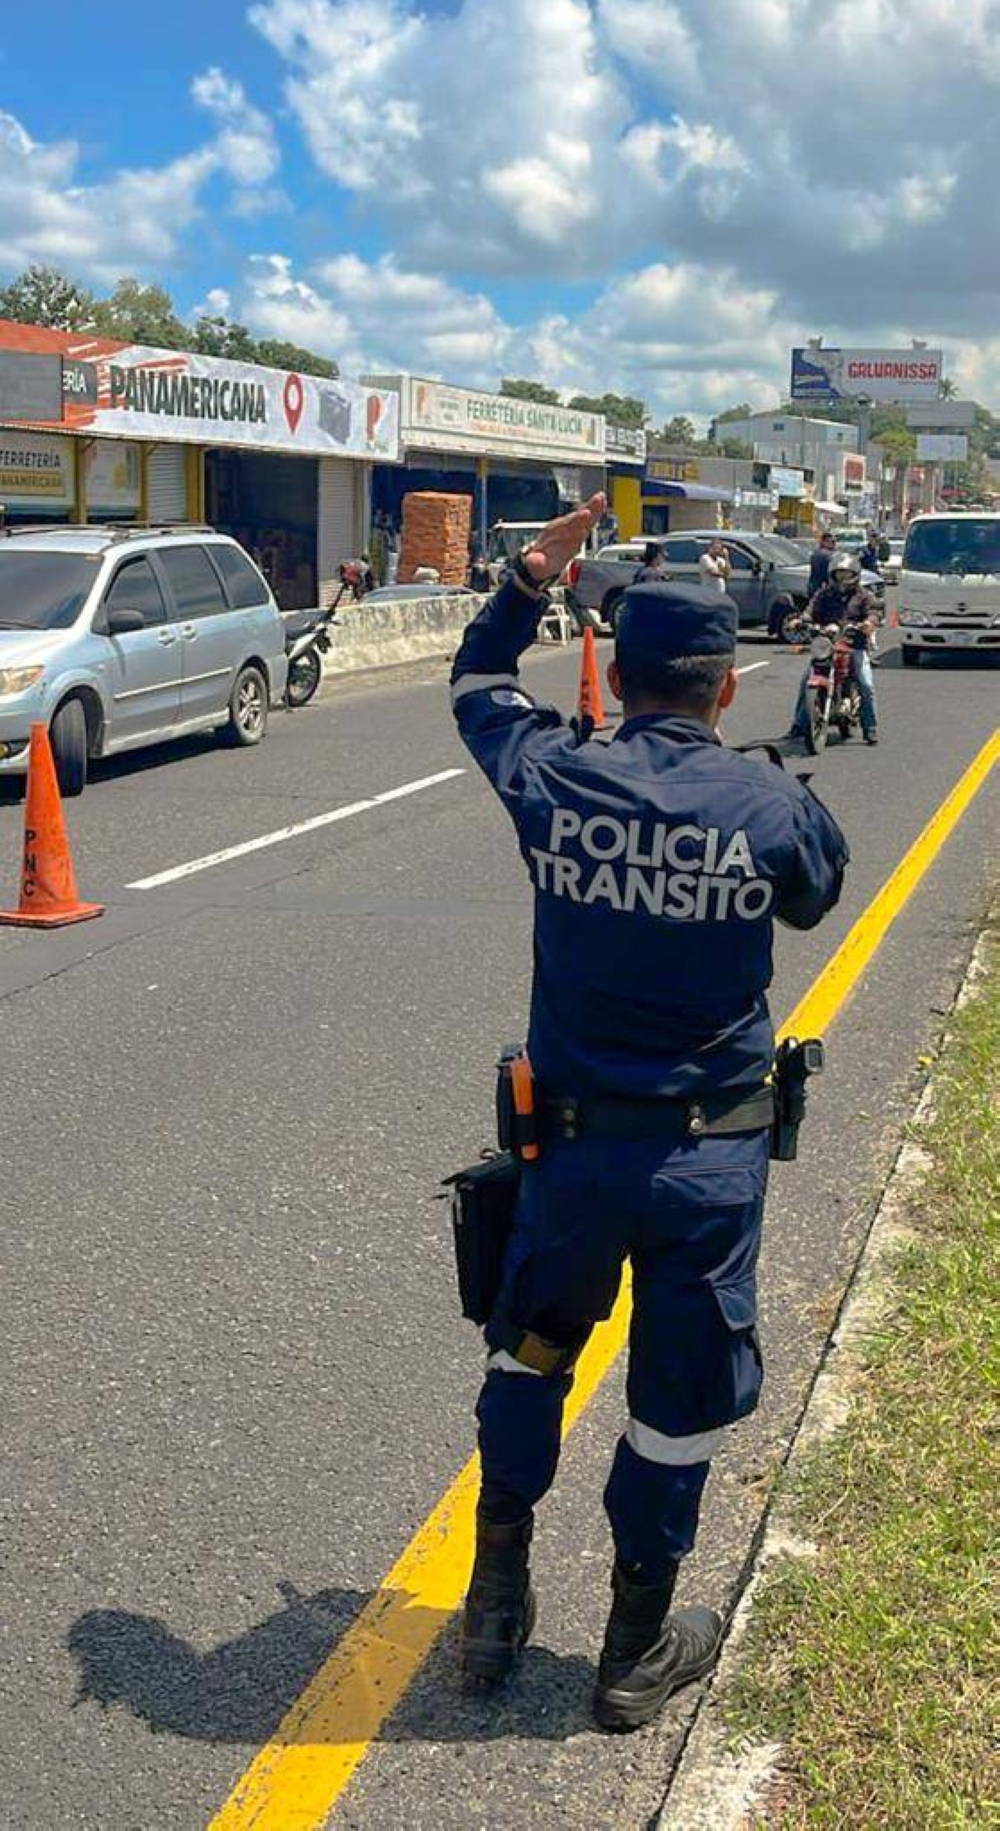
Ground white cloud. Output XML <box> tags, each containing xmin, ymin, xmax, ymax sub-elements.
<box><xmin>191</xmin><ymin>66</ymin><xmax>280</xmax><ymax>189</ymax></box>
<box><xmin>0</xmin><ymin>71</ymin><xmax>280</xmax><ymax>286</ymax></box>
<box><xmin>251</xmin><ymin>0</ymin><xmax>630</xmax><ymax>270</ymax></box>
<box><xmin>0</xmin><ymin>113</ymin><xmax>214</xmax><ymax>283</ymax></box>
<box><xmin>243</xmin><ymin>251</ymin><xmax>512</xmax><ymax>377</ymax></box>
<box><xmin>242</xmin><ymin>254</ymin><xmax>353</xmax><ymax>353</ymax></box>
<box><xmin>250</xmin><ymin>0</ymin><xmax>1000</xmax><ymax>342</ymax></box>
<box><xmin>235</xmin><ymin>248</ymin><xmax>792</xmax><ymax>419</ymax></box>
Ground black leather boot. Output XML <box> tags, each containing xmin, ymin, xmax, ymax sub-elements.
<box><xmin>459</xmin><ymin>1514</ymin><xmax>536</xmax><ymax>1691</ymax></box>
<box><xmin>593</xmin><ymin>1561</ymin><xmax>722</xmax><ymax>1732</ymax></box>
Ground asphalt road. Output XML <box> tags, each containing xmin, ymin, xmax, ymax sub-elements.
<box><xmin>0</xmin><ymin>630</ymin><xmax>997</xmax><ymax>1831</ymax></box>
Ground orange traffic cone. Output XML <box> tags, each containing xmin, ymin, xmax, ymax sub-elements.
<box><xmin>0</xmin><ymin>724</ymin><xmax>103</xmax><ymax>928</ymax></box>
<box><xmin>578</xmin><ymin>625</ymin><xmax>607</xmax><ymax>729</ymax></box>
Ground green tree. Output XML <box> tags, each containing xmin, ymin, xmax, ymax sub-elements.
<box><xmin>568</xmin><ymin>392</ymin><xmax>647</xmax><ymax>429</ymax></box>
<box><xmin>662</xmin><ymin>415</ymin><xmax>699</xmax><ymax>447</ymax></box>
<box><xmin>717</xmin><ymin>436</ymin><xmax>754</xmax><ymax>459</ymax></box>
<box><xmin>89</xmin><ymin>279</ymin><xmax>188</xmax><ymax>348</ymax></box>
<box><xmin>253</xmin><ymin>337</ymin><xmax>338</xmax><ymax>379</ymax></box>
<box><xmin>0</xmin><ymin>264</ymin><xmax>94</xmax><ymax>329</ymax></box>
<box><xmin>713</xmin><ymin>402</ymin><xmax>754</xmax><ymax>424</ymax></box>
<box><xmin>500</xmin><ymin>377</ymin><xmax>562</xmax><ymax>405</ymax></box>
<box><xmin>876</xmin><ymin>424</ymin><xmax>917</xmax><ymax>467</ymax></box>
<box><xmin>939</xmin><ymin>376</ymin><xmax>958</xmax><ymax>400</ymax></box>
<box><xmin>191</xmin><ymin>315</ymin><xmax>259</xmax><ymax>363</ymax></box>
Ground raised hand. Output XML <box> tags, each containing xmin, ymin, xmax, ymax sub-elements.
<box><xmin>523</xmin><ymin>493</ymin><xmax>607</xmax><ymax>583</ymax></box>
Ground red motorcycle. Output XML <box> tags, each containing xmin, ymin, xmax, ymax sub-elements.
<box><xmin>804</xmin><ymin>622</ymin><xmax>869</xmax><ymax>754</ymax></box>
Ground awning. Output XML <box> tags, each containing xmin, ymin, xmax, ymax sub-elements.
<box><xmin>813</xmin><ymin>498</ymin><xmax>847</xmax><ymax>517</ymax></box>
<box><xmin>642</xmin><ymin>478</ymin><xmax>734</xmax><ymax>503</ymax></box>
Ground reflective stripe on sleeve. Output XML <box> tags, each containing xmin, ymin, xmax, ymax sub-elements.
<box><xmin>451</xmin><ymin>672</ymin><xmax>521</xmax><ymax>705</ymax></box>
<box><xmin>487</xmin><ymin>1349</ymin><xmax>543</xmax><ymax>1377</ymax></box>
<box><xmin>626</xmin><ymin>1417</ymin><xmax>726</xmax><ymax>1465</ymax></box>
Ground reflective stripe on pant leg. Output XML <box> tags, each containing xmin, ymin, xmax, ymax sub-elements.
<box><xmin>604</xmin><ymin>1436</ymin><xmax>711</xmax><ymax>1576</ymax></box>
<box><xmin>487</xmin><ymin>1350</ymin><xmax>543</xmax><ymax>1376</ymax></box>
<box><xmin>626</xmin><ymin>1416</ymin><xmax>727</xmax><ymax>1466</ymax></box>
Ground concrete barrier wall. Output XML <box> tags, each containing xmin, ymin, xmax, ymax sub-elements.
<box><xmin>322</xmin><ymin>592</ymin><xmax>486</xmax><ymax>675</ymax></box>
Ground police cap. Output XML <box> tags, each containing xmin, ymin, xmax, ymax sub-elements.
<box><xmin>616</xmin><ymin>581</ymin><xmax>738</xmax><ymax>663</ymax></box>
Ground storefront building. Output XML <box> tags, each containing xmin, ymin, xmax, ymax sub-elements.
<box><xmin>642</xmin><ymin>453</ymin><xmax>734</xmax><ymax>533</ymax></box>
<box><xmin>641</xmin><ymin>447</ymin><xmax>813</xmax><ymax>535</ymax></box>
<box><xmin>0</xmin><ymin>319</ymin><xmax>398</xmax><ymax>609</ymax></box>
<box><xmin>364</xmin><ymin>375</ymin><xmax>606</xmax><ymax>547</ymax></box>
<box><xmin>605</xmin><ymin>424</ymin><xmax>647</xmax><ymax>541</ymax></box>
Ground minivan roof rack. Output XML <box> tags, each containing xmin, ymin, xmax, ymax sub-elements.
<box><xmin>0</xmin><ymin>521</ymin><xmax>219</xmax><ymax>542</ymax></box>
<box><xmin>108</xmin><ymin>524</ymin><xmax>219</xmax><ymax>541</ymax></box>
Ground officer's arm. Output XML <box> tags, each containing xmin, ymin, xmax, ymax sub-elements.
<box><xmin>451</xmin><ymin>492</ymin><xmax>606</xmax><ymax>811</ymax></box>
<box><xmin>776</xmin><ymin>784</ymin><xmax>850</xmax><ymax>929</ymax></box>
<box><xmin>450</xmin><ymin>575</ymin><xmax>568</xmax><ymax>812</ymax></box>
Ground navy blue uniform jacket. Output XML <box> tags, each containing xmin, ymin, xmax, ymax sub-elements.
<box><xmin>451</xmin><ymin>580</ymin><xmax>849</xmax><ymax>1100</ymax></box>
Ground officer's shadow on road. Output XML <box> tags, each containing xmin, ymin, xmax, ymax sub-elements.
<box><xmin>67</xmin><ymin>1581</ymin><xmax>593</xmax><ymax>1746</ymax></box>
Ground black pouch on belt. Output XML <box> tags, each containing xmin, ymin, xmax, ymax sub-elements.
<box><xmin>443</xmin><ymin>1152</ymin><xmax>520</xmax><ymax>1325</ymax></box>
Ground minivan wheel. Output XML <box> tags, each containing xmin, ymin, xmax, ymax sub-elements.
<box><xmin>225</xmin><ymin>665</ymin><xmax>268</xmax><ymax>747</ymax></box>
<box><xmin>50</xmin><ymin>697</ymin><xmax>89</xmax><ymax>797</ymax></box>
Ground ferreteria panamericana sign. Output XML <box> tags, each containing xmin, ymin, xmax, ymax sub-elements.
<box><xmin>0</xmin><ymin>319</ymin><xmax>400</xmax><ymax>462</ymax></box>
<box><xmin>404</xmin><ymin>377</ymin><xmax>605</xmax><ymax>461</ymax></box>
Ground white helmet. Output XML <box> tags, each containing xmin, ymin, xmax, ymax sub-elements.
<box><xmin>829</xmin><ymin>551</ymin><xmax>861</xmax><ymax>584</ymax></box>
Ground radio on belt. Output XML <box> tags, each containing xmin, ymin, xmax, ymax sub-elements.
<box><xmin>771</xmin><ymin>1036</ymin><xmax>825</xmax><ymax>1162</ymax></box>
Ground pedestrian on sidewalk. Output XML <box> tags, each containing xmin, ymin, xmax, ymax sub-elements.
<box><xmin>449</xmin><ymin>493</ymin><xmax>848</xmax><ymax>1730</ymax></box>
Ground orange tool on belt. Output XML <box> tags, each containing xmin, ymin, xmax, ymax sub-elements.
<box><xmin>497</xmin><ymin>1044</ymin><xmax>542</xmax><ymax>1162</ymax></box>
<box><xmin>509</xmin><ymin>1052</ymin><xmax>540</xmax><ymax>1161</ymax></box>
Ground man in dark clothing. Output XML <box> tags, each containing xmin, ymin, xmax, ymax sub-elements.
<box><xmin>635</xmin><ymin>540</ymin><xmax>667</xmax><ymax>582</ymax></box>
<box><xmin>450</xmin><ymin>494</ymin><xmax>849</xmax><ymax>1729</ymax></box>
<box><xmin>808</xmin><ymin>529</ymin><xmax>837</xmax><ymax>596</ymax></box>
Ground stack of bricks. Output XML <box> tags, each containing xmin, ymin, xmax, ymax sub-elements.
<box><xmin>399</xmin><ymin>491</ymin><xmax>472</xmax><ymax>586</ymax></box>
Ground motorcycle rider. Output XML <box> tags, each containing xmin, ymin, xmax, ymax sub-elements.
<box><xmin>788</xmin><ymin>551</ymin><xmax>881</xmax><ymax>746</ymax></box>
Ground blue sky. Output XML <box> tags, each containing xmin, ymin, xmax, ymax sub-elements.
<box><xmin>0</xmin><ymin>2</ymin><xmax>995</xmax><ymax>416</ymax></box>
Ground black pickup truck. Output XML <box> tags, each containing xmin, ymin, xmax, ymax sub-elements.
<box><xmin>566</xmin><ymin>529</ymin><xmax>881</xmax><ymax>640</ymax></box>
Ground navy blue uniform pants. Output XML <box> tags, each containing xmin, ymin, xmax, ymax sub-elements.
<box><xmin>477</xmin><ymin>1129</ymin><xmax>769</xmax><ymax>1581</ymax></box>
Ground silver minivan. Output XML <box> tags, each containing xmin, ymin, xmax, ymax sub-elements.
<box><xmin>0</xmin><ymin>526</ymin><xmax>288</xmax><ymax>794</ymax></box>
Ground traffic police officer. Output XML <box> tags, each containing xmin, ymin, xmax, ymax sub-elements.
<box><xmin>449</xmin><ymin>494</ymin><xmax>848</xmax><ymax>1731</ymax></box>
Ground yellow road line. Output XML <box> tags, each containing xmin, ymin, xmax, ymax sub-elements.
<box><xmin>209</xmin><ymin>727</ymin><xmax>999</xmax><ymax>1831</ymax></box>
<box><xmin>781</xmin><ymin>726</ymin><xmax>1000</xmax><ymax>1042</ymax></box>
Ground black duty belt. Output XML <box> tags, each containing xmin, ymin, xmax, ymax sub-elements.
<box><xmin>544</xmin><ymin>1085</ymin><xmax>774</xmax><ymax>1143</ymax></box>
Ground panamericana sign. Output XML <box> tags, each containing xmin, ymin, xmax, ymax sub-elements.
<box><xmin>0</xmin><ymin>319</ymin><xmax>399</xmax><ymax>462</ymax></box>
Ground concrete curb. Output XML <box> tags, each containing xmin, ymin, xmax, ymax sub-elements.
<box><xmin>656</xmin><ymin>925</ymin><xmax>992</xmax><ymax>1831</ymax></box>
<box><xmin>322</xmin><ymin>591</ymin><xmax>484</xmax><ymax>676</ymax></box>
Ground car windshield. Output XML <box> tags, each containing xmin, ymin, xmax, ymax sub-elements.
<box><xmin>903</xmin><ymin>518</ymin><xmax>1000</xmax><ymax>576</ymax></box>
<box><xmin>0</xmin><ymin>550</ymin><xmax>101</xmax><ymax>629</ymax></box>
<box><xmin>747</xmin><ymin>534</ymin><xmax>806</xmax><ymax>565</ymax></box>
<box><xmin>487</xmin><ymin>525</ymin><xmax>547</xmax><ymax>563</ymax></box>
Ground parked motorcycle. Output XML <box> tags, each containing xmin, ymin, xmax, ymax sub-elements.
<box><xmin>282</xmin><ymin>561</ymin><xmax>369</xmax><ymax>709</ymax></box>
<box><xmin>804</xmin><ymin>622</ymin><xmax>868</xmax><ymax>754</ymax></box>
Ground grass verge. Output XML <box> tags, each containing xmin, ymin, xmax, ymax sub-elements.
<box><xmin>728</xmin><ymin>920</ymin><xmax>1000</xmax><ymax>1829</ymax></box>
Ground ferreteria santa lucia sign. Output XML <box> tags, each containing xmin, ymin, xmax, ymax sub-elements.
<box><xmin>404</xmin><ymin>377</ymin><xmax>605</xmax><ymax>462</ymax></box>
<box><xmin>0</xmin><ymin>321</ymin><xmax>400</xmax><ymax>462</ymax></box>
<box><xmin>791</xmin><ymin>346</ymin><xmax>943</xmax><ymax>404</ymax></box>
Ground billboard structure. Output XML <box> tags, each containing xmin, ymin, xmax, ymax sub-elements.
<box><xmin>916</xmin><ymin>434</ymin><xmax>968</xmax><ymax>462</ymax></box>
<box><xmin>791</xmin><ymin>347</ymin><xmax>943</xmax><ymax>404</ymax></box>
<box><xmin>906</xmin><ymin>401</ymin><xmax>977</xmax><ymax>430</ymax></box>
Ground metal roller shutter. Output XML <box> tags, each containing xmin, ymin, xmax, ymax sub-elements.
<box><xmin>317</xmin><ymin>457</ymin><xmax>360</xmax><ymax>600</ymax></box>
<box><xmin>147</xmin><ymin>446</ymin><xmax>187</xmax><ymax>523</ymax></box>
